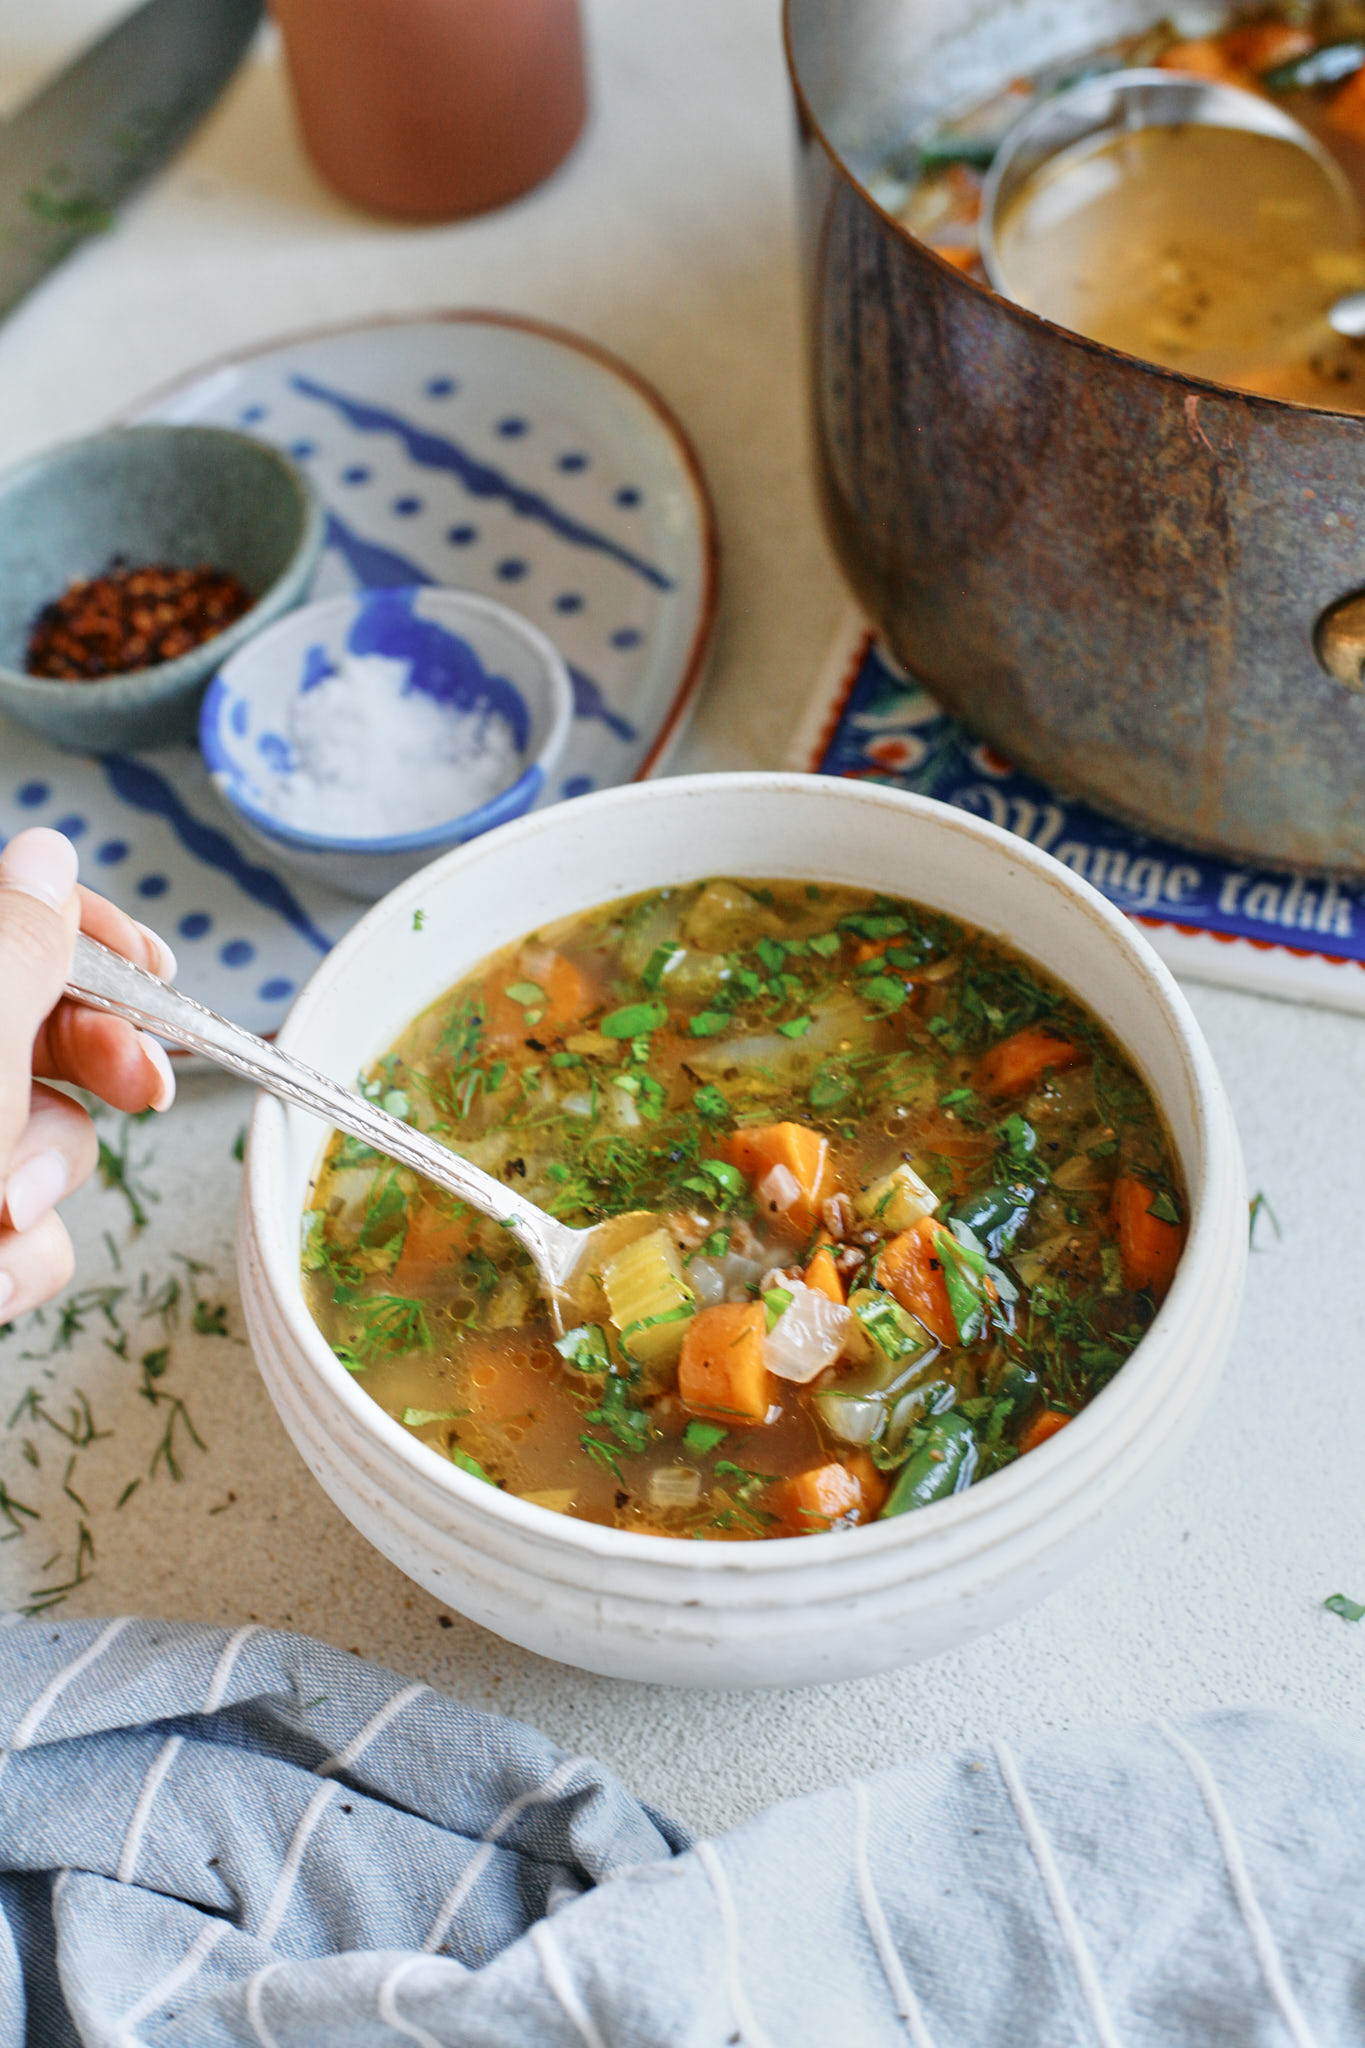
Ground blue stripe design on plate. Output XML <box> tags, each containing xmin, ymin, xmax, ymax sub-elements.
<box><xmin>323</xmin><ymin>511</ymin><xmax>435</xmax><ymax>593</ymax></box>
<box><xmin>566</xmin><ymin>665</ymin><xmax>636</xmax><ymax>743</ymax></box>
<box><xmin>322</xmin><ymin>512</ymin><xmax>636</xmax><ymax>740</ymax></box>
<box><xmin>100</xmin><ymin>756</ymin><xmax>335</xmax><ymax>954</ymax></box>
<box><xmin>292</xmin><ymin>375</ymin><xmax>676</xmax><ymax>592</ymax></box>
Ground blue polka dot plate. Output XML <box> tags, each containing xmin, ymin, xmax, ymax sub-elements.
<box><xmin>0</xmin><ymin>313</ymin><xmax>717</xmax><ymax>1037</ymax></box>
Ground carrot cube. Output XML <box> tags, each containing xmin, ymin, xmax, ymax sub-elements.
<box><xmin>728</xmin><ymin>1122</ymin><xmax>836</xmax><ymax>1233</ymax></box>
<box><xmin>777</xmin><ymin>1452</ymin><xmax>887</xmax><ymax>1533</ymax></box>
<box><xmin>391</xmin><ymin>1205</ymin><xmax>467</xmax><ymax>1292</ymax></box>
<box><xmin>1329</xmin><ymin>67</ymin><xmax>1365</xmax><ymax>146</ymax></box>
<box><xmin>876</xmin><ymin>1218</ymin><xmax>958</xmax><ymax>1348</ymax></box>
<box><xmin>483</xmin><ymin>951</ymin><xmax>594</xmax><ymax>1049</ymax></box>
<box><xmin>1018</xmin><ymin>1407</ymin><xmax>1071</xmax><ymax>1456</ymax></box>
<box><xmin>1112</xmin><ymin>1176</ymin><xmax>1185</xmax><ymax>1300</ymax></box>
<box><xmin>1155</xmin><ymin>38</ymin><xmax>1255</xmax><ymax>89</ymax></box>
<box><xmin>1222</xmin><ymin>23</ymin><xmax>1314</xmax><ymax>73</ymax></box>
<box><xmin>975</xmin><ymin>1029</ymin><xmax>1083</xmax><ymax>1100</ymax></box>
<box><xmin>677</xmin><ymin>1302</ymin><xmax>771</xmax><ymax>1423</ymax></box>
<box><xmin>803</xmin><ymin>1243</ymin><xmax>845</xmax><ymax>1305</ymax></box>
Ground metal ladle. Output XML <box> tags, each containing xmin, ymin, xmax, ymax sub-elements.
<box><xmin>65</xmin><ymin>932</ymin><xmax>657</xmax><ymax>1331</ymax></box>
<box><xmin>979</xmin><ymin>68</ymin><xmax>1365</xmax><ymax>339</ymax></box>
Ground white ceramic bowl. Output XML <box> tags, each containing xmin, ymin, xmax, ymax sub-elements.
<box><xmin>240</xmin><ymin>773</ymin><xmax>1247</xmax><ymax>1688</ymax></box>
<box><xmin>200</xmin><ymin>586</ymin><xmax>574</xmax><ymax>900</ymax></box>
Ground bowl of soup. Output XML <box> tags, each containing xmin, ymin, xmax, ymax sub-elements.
<box><xmin>238</xmin><ymin>773</ymin><xmax>1246</xmax><ymax>1686</ymax></box>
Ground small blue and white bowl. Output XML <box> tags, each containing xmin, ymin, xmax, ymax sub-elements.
<box><xmin>200</xmin><ymin>586</ymin><xmax>574</xmax><ymax>899</ymax></box>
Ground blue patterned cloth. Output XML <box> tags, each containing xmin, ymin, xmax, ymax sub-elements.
<box><xmin>0</xmin><ymin>1613</ymin><xmax>1359</xmax><ymax>2046</ymax></box>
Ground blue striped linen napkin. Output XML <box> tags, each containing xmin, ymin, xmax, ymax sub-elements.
<box><xmin>0</xmin><ymin>1614</ymin><xmax>1359</xmax><ymax>2046</ymax></box>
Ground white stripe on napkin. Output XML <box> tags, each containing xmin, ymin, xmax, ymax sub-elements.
<box><xmin>696</xmin><ymin>1840</ymin><xmax>778</xmax><ymax>2048</ymax></box>
<box><xmin>243</xmin><ymin>1960</ymin><xmax>284</xmax><ymax>2048</ymax></box>
<box><xmin>117</xmin><ymin>1735</ymin><xmax>183</xmax><ymax>1885</ymax></box>
<box><xmin>993</xmin><ymin>1738</ymin><xmax>1124</xmax><ymax>2048</ymax></box>
<box><xmin>256</xmin><ymin>1781</ymin><xmax>339</xmax><ymax>1945</ymax></box>
<box><xmin>375</xmin><ymin>1955</ymin><xmax>450</xmax><ymax>2048</ymax></box>
<box><xmin>850</xmin><ymin>1779</ymin><xmax>938</xmax><ymax>2046</ymax></box>
<box><xmin>531</xmin><ymin>1919</ymin><xmax>609</xmax><ymax>2048</ymax></box>
<box><xmin>116</xmin><ymin>1919</ymin><xmax>229</xmax><ymax>2048</ymax></box>
<box><xmin>318</xmin><ymin>1680</ymin><xmax>426</xmax><ymax>1778</ymax></box>
<box><xmin>1156</xmin><ymin>1719</ymin><xmax>1321</xmax><ymax>2048</ymax></box>
<box><xmin>422</xmin><ymin>1754</ymin><xmax>588</xmax><ymax>1953</ymax></box>
<box><xmin>0</xmin><ymin>1617</ymin><xmax>131</xmax><ymax>1792</ymax></box>
<box><xmin>202</xmin><ymin>1622</ymin><xmax>263</xmax><ymax>1714</ymax></box>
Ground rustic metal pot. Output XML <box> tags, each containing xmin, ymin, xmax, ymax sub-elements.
<box><xmin>784</xmin><ymin>0</ymin><xmax>1365</xmax><ymax>873</ymax></box>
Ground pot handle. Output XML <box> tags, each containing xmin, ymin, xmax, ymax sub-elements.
<box><xmin>1314</xmin><ymin>591</ymin><xmax>1365</xmax><ymax>690</ymax></box>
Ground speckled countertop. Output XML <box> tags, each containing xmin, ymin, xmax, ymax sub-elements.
<box><xmin>0</xmin><ymin>0</ymin><xmax>1361</xmax><ymax>1843</ymax></box>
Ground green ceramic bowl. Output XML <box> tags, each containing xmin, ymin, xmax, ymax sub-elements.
<box><xmin>0</xmin><ymin>425</ymin><xmax>324</xmax><ymax>752</ymax></box>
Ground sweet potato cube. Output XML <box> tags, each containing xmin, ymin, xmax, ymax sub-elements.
<box><xmin>728</xmin><ymin>1122</ymin><xmax>836</xmax><ymax>1233</ymax></box>
<box><xmin>391</xmin><ymin>1205</ymin><xmax>468</xmax><ymax>1292</ymax></box>
<box><xmin>677</xmin><ymin>1302</ymin><xmax>771</xmax><ymax>1423</ymax></box>
<box><xmin>1018</xmin><ymin>1408</ymin><xmax>1071</xmax><ymax>1456</ymax></box>
<box><xmin>777</xmin><ymin>1452</ymin><xmax>887</xmax><ymax>1533</ymax></box>
<box><xmin>1112</xmin><ymin>1176</ymin><xmax>1185</xmax><ymax>1300</ymax></box>
<box><xmin>483</xmin><ymin>952</ymin><xmax>594</xmax><ymax>1049</ymax></box>
<box><xmin>803</xmin><ymin>1243</ymin><xmax>845</xmax><ymax>1305</ymax></box>
<box><xmin>1155</xmin><ymin>38</ymin><xmax>1255</xmax><ymax>89</ymax></box>
<box><xmin>975</xmin><ymin>1029</ymin><xmax>1083</xmax><ymax>1100</ymax></box>
<box><xmin>1329</xmin><ymin>66</ymin><xmax>1365</xmax><ymax>146</ymax></box>
<box><xmin>876</xmin><ymin>1218</ymin><xmax>958</xmax><ymax>1348</ymax></box>
<box><xmin>1222</xmin><ymin>23</ymin><xmax>1314</xmax><ymax>73</ymax></box>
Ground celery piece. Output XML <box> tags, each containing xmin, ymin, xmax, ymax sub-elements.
<box><xmin>555</xmin><ymin>1324</ymin><xmax>611</xmax><ymax>1374</ymax></box>
<box><xmin>848</xmin><ymin>1287</ymin><xmax>933</xmax><ymax>1367</ymax></box>
<box><xmin>602</xmin><ymin>1229</ymin><xmax>695</xmax><ymax>1365</ymax></box>
<box><xmin>855</xmin><ymin>1163</ymin><xmax>939</xmax><ymax>1232</ymax></box>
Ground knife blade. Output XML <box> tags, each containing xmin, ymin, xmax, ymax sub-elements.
<box><xmin>0</xmin><ymin>0</ymin><xmax>264</xmax><ymax>321</ymax></box>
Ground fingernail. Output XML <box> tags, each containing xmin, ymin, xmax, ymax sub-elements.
<box><xmin>138</xmin><ymin>1033</ymin><xmax>177</xmax><ymax>1113</ymax></box>
<box><xmin>0</xmin><ymin>828</ymin><xmax>78</xmax><ymax>911</ymax></box>
<box><xmin>134</xmin><ymin>920</ymin><xmax>177</xmax><ymax>982</ymax></box>
<box><xmin>4</xmin><ymin>1149</ymin><xmax>67</xmax><ymax>1235</ymax></box>
<box><xmin>0</xmin><ymin>1273</ymin><xmax>13</xmax><ymax>1319</ymax></box>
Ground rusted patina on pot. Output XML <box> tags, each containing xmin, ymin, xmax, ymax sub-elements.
<box><xmin>785</xmin><ymin>0</ymin><xmax>1365</xmax><ymax>873</ymax></box>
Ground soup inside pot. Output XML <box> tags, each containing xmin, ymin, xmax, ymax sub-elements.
<box><xmin>301</xmin><ymin>878</ymin><xmax>1186</xmax><ymax>1541</ymax></box>
<box><xmin>994</xmin><ymin>121</ymin><xmax>1361</xmax><ymax>383</ymax></box>
<box><xmin>896</xmin><ymin>5</ymin><xmax>1365</xmax><ymax>408</ymax></box>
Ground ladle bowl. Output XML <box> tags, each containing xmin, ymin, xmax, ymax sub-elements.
<box><xmin>980</xmin><ymin>67</ymin><xmax>1361</xmax><ymax>303</ymax></box>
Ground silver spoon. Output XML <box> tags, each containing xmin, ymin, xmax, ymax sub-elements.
<box><xmin>65</xmin><ymin>931</ymin><xmax>657</xmax><ymax>1331</ymax></box>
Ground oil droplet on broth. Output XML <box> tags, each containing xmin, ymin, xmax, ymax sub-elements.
<box><xmin>994</xmin><ymin>123</ymin><xmax>1365</xmax><ymax>390</ymax></box>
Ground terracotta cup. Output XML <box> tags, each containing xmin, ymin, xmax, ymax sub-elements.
<box><xmin>271</xmin><ymin>0</ymin><xmax>588</xmax><ymax>221</ymax></box>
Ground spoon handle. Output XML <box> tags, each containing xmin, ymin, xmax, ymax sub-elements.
<box><xmin>65</xmin><ymin>933</ymin><xmax>576</xmax><ymax>1272</ymax></box>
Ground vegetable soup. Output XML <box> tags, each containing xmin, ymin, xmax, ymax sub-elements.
<box><xmin>897</xmin><ymin>3</ymin><xmax>1365</xmax><ymax>409</ymax></box>
<box><xmin>302</xmin><ymin>880</ymin><xmax>1186</xmax><ymax>1541</ymax></box>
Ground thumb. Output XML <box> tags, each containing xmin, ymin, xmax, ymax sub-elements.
<box><xmin>0</xmin><ymin>829</ymin><xmax>80</xmax><ymax>1170</ymax></box>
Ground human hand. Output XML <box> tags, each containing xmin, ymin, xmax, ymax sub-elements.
<box><xmin>1</xmin><ymin>828</ymin><xmax>177</xmax><ymax>1325</ymax></box>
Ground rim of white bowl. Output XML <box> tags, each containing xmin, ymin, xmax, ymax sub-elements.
<box><xmin>246</xmin><ymin>771</ymin><xmax>1246</xmax><ymax>1576</ymax></box>
<box><xmin>200</xmin><ymin>587</ymin><xmax>575</xmax><ymax>853</ymax></box>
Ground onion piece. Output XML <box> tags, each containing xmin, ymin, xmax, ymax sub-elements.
<box><xmin>648</xmin><ymin>1464</ymin><xmax>703</xmax><ymax>1510</ymax></box>
<box><xmin>519</xmin><ymin>942</ymin><xmax>559</xmax><ymax>985</ymax></box>
<box><xmin>764</xmin><ymin>1283</ymin><xmax>854</xmax><ymax>1384</ymax></box>
<box><xmin>758</xmin><ymin>1163</ymin><xmax>803</xmax><ymax>1217</ymax></box>
<box><xmin>686</xmin><ymin>1256</ymin><xmax>726</xmax><ymax>1308</ymax></box>
<box><xmin>814</xmin><ymin>1389</ymin><xmax>885</xmax><ymax>1446</ymax></box>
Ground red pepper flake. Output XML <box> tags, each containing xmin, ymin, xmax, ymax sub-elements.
<box><xmin>26</xmin><ymin>558</ymin><xmax>253</xmax><ymax>681</ymax></box>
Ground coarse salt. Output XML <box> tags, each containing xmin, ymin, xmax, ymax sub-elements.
<box><xmin>266</xmin><ymin>651</ymin><xmax>521</xmax><ymax>836</ymax></box>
